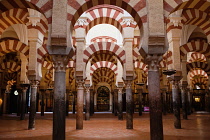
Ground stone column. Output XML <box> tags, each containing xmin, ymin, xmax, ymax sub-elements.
<box><xmin>161</xmin><ymin>88</ymin><xmax>167</xmax><ymax>115</ymax></box>
<box><xmin>90</xmin><ymin>89</ymin><xmax>94</xmax><ymax>116</ymax></box>
<box><xmin>40</xmin><ymin>89</ymin><xmax>45</xmax><ymax>116</ymax></box>
<box><xmin>85</xmin><ymin>84</ymin><xmax>90</xmax><ymax>120</ymax></box>
<box><xmin>125</xmin><ymin>80</ymin><xmax>133</xmax><ymax>129</ymax></box>
<box><xmin>3</xmin><ymin>92</ymin><xmax>8</xmax><ymax>114</ymax></box>
<box><xmin>118</xmin><ymin>87</ymin><xmax>123</xmax><ymax>120</ymax></box>
<box><xmin>72</xmin><ymin>91</ymin><xmax>76</xmax><ymax>114</ymax></box>
<box><xmin>137</xmin><ymin>88</ymin><xmax>143</xmax><ymax>116</ymax></box>
<box><xmin>114</xmin><ymin>89</ymin><xmax>118</xmax><ymax>116</ymax></box>
<box><xmin>146</xmin><ymin>54</ymin><xmax>163</xmax><ymax>140</ymax></box>
<box><xmin>20</xmin><ymin>85</ymin><xmax>28</xmax><ymax>120</ymax></box>
<box><xmin>187</xmin><ymin>88</ymin><xmax>192</xmax><ymax>115</ymax></box>
<box><xmin>66</xmin><ymin>89</ymin><xmax>70</xmax><ymax>116</ymax></box>
<box><xmin>28</xmin><ymin>80</ymin><xmax>39</xmax><ymax>130</ymax></box>
<box><xmin>180</xmin><ymin>83</ymin><xmax>188</xmax><ymax>120</ymax></box>
<box><xmin>169</xmin><ymin>75</ymin><xmax>182</xmax><ymax>129</ymax></box>
<box><xmin>52</xmin><ymin>55</ymin><xmax>68</xmax><ymax>140</ymax></box>
<box><xmin>76</xmin><ymin>80</ymin><xmax>84</xmax><ymax>129</ymax></box>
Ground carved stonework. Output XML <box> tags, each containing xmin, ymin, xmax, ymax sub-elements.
<box><xmin>84</xmin><ymin>84</ymin><xmax>91</xmax><ymax>92</ymax></box>
<box><xmin>117</xmin><ymin>87</ymin><xmax>123</xmax><ymax>94</ymax></box>
<box><xmin>30</xmin><ymin>80</ymin><xmax>39</xmax><ymax>89</ymax></box>
<box><xmin>27</xmin><ymin>9</ymin><xmax>41</xmax><ymax>26</ymax></box>
<box><xmin>146</xmin><ymin>54</ymin><xmax>162</xmax><ymax>71</ymax></box>
<box><xmin>77</xmin><ymin>19</ymin><xmax>87</xmax><ymax>27</ymax></box>
<box><xmin>170</xmin><ymin>80</ymin><xmax>180</xmax><ymax>89</ymax></box>
<box><xmin>76</xmin><ymin>80</ymin><xmax>84</xmax><ymax>90</ymax></box>
<box><xmin>52</xmin><ymin>55</ymin><xmax>69</xmax><ymax>72</ymax></box>
<box><xmin>122</xmin><ymin>18</ymin><xmax>135</xmax><ymax>27</ymax></box>
<box><xmin>124</xmin><ymin>80</ymin><xmax>132</xmax><ymax>89</ymax></box>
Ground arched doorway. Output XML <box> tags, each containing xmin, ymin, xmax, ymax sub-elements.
<box><xmin>97</xmin><ymin>86</ymin><xmax>110</xmax><ymax>111</ymax></box>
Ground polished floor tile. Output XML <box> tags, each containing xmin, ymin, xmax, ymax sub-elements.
<box><xmin>0</xmin><ymin>112</ymin><xmax>210</xmax><ymax>140</ymax></box>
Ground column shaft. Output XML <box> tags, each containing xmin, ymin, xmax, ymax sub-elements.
<box><xmin>20</xmin><ymin>86</ymin><xmax>28</xmax><ymax>120</ymax></box>
<box><xmin>138</xmin><ymin>89</ymin><xmax>143</xmax><ymax>116</ymax></box>
<box><xmin>114</xmin><ymin>89</ymin><xmax>118</xmax><ymax>116</ymax></box>
<box><xmin>66</xmin><ymin>91</ymin><xmax>69</xmax><ymax>116</ymax></box>
<box><xmin>72</xmin><ymin>91</ymin><xmax>76</xmax><ymax>114</ymax></box>
<box><xmin>147</xmin><ymin>54</ymin><xmax>163</xmax><ymax>140</ymax></box>
<box><xmin>181</xmin><ymin>86</ymin><xmax>188</xmax><ymax>120</ymax></box>
<box><xmin>53</xmin><ymin>71</ymin><xmax>66</xmax><ymax>140</ymax></box>
<box><xmin>172</xmin><ymin>81</ymin><xmax>181</xmax><ymax>129</ymax></box>
<box><xmin>40</xmin><ymin>90</ymin><xmax>45</xmax><ymax>116</ymax></box>
<box><xmin>85</xmin><ymin>87</ymin><xmax>90</xmax><ymax>120</ymax></box>
<box><xmin>76</xmin><ymin>81</ymin><xmax>84</xmax><ymax>129</ymax></box>
<box><xmin>126</xmin><ymin>81</ymin><xmax>133</xmax><ymax>129</ymax></box>
<box><xmin>90</xmin><ymin>89</ymin><xmax>94</xmax><ymax>116</ymax></box>
<box><xmin>118</xmin><ymin>88</ymin><xmax>123</xmax><ymax>120</ymax></box>
<box><xmin>28</xmin><ymin>81</ymin><xmax>39</xmax><ymax>130</ymax></box>
<box><xmin>162</xmin><ymin>90</ymin><xmax>166</xmax><ymax>115</ymax></box>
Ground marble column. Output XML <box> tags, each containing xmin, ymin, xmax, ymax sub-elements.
<box><xmin>146</xmin><ymin>54</ymin><xmax>163</xmax><ymax>140</ymax></box>
<box><xmin>137</xmin><ymin>88</ymin><xmax>143</xmax><ymax>116</ymax></box>
<box><xmin>90</xmin><ymin>89</ymin><xmax>94</xmax><ymax>116</ymax></box>
<box><xmin>170</xmin><ymin>78</ymin><xmax>182</xmax><ymax>129</ymax></box>
<box><xmin>76</xmin><ymin>80</ymin><xmax>84</xmax><ymax>129</ymax></box>
<box><xmin>40</xmin><ymin>89</ymin><xmax>45</xmax><ymax>116</ymax></box>
<box><xmin>20</xmin><ymin>85</ymin><xmax>28</xmax><ymax>120</ymax></box>
<box><xmin>161</xmin><ymin>88</ymin><xmax>167</xmax><ymax>115</ymax></box>
<box><xmin>187</xmin><ymin>89</ymin><xmax>192</xmax><ymax>115</ymax></box>
<box><xmin>181</xmin><ymin>84</ymin><xmax>188</xmax><ymax>120</ymax></box>
<box><xmin>28</xmin><ymin>80</ymin><xmax>39</xmax><ymax>130</ymax></box>
<box><xmin>52</xmin><ymin>55</ymin><xmax>68</xmax><ymax>140</ymax></box>
<box><xmin>66</xmin><ymin>89</ymin><xmax>70</xmax><ymax>116</ymax></box>
<box><xmin>125</xmin><ymin>80</ymin><xmax>133</xmax><ymax>129</ymax></box>
<box><xmin>72</xmin><ymin>91</ymin><xmax>76</xmax><ymax>114</ymax></box>
<box><xmin>118</xmin><ymin>87</ymin><xmax>123</xmax><ymax>120</ymax></box>
<box><xmin>114</xmin><ymin>89</ymin><xmax>118</xmax><ymax>116</ymax></box>
<box><xmin>3</xmin><ymin>92</ymin><xmax>8</xmax><ymax>114</ymax></box>
<box><xmin>85</xmin><ymin>84</ymin><xmax>90</xmax><ymax>120</ymax></box>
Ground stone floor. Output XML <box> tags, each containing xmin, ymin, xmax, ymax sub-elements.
<box><xmin>0</xmin><ymin>112</ymin><xmax>210</xmax><ymax>140</ymax></box>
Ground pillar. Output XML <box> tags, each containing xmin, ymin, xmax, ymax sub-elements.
<box><xmin>20</xmin><ymin>85</ymin><xmax>28</xmax><ymax>120</ymax></box>
<box><xmin>52</xmin><ymin>55</ymin><xmax>68</xmax><ymax>140</ymax></box>
<box><xmin>118</xmin><ymin>87</ymin><xmax>123</xmax><ymax>120</ymax></box>
<box><xmin>66</xmin><ymin>89</ymin><xmax>70</xmax><ymax>116</ymax></box>
<box><xmin>180</xmin><ymin>83</ymin><xmax>188</xmax><ymax>120</ymax></box>
<box><xmin>187</xmin><ymin>88</ymin><xmax>192</xmax><ymax>115</ymax></box>
<box><xmin>85</xmin><ymin>84</ymin><xmax>90</xmax><ymax>120</ymax></box>
<box><xmin>90</xmin><ymin>89</ymin><xmax>94</xmax><ymax>116</ymax></box>
<box><xmin>76</xmin><ymin>80</ymin><xmax>84</xmax><ymax>129</ymax></box>
<box><xmin>40</xmin><ymin>89</ymin><xmax>45</xmax><ymax>116</ymax></box>
<box><xmin>137</xmin><ymin>88</ymin><xmax>143</xmax><ymax>116</ymax></box>
<box><xmin>72</xmin><ymin>91</ymin><xmax>76</xmax><ymax>114</ymax></box>
<box><xmin>169</xmin><ymin>75</ymin><xmax>182</xmax><ymax>129</ymax></box>
<box><xmin>161</xmin><ymin>88</ymin><xmax>167</xmax><ymax>115</ymax></box>
<box><xmin>125</xmin><ymin>80</ymin><xmax>133</xmax><ymax>129</ymax></box>
<box><xmin>28</xmin><ymin>80</ymin><xmax>39</xmax><ymax>130</ymax></box>
<box><xmin>146</xmin><ymin>54</ymin><xmax>163</xmax><ymax>140</ymax></box>
<box><xmin>114</xmin><ymin>89</ymin><xmax>118</xmax><ymax>116</ymax></box>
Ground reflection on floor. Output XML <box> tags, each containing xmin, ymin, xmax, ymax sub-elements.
<box><xmin>0</xmin><ymin>112</ymin><xmax>210</xmax><ymax>140</ymax></box>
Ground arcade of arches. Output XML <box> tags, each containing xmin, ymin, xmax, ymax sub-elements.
<box><xmin>0</xmin><ymin>0</ymin><xmax>210</xmax><ymax>140</ymax></box>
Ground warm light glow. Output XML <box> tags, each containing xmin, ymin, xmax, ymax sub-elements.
<box><xmin>195</xmin><ymin>97</ymin><xmax>200</xmax><ymax>102</ymax></box>
<box><xmin>0</xmin><ymin>99</ymin><xmax>2</xmax><ymax>105</ymax></box>
<box><xmin>14</xmin><ymin>90</ymin><xmax>18</xmax><ymax>95</ymax></box>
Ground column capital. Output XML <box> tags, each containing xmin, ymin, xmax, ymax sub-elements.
<box><xmin>76</xmin><ymin>79</ymin><xmax>85</xmax><ymax>90</ymax></box>
<box><xmin>145</xmin><ymin>54</ymin><xmax>162</xmax><ymax>71</ymax></box>
<box><xmin>84</xmin><ymin>84</ymin><xmax>91</xmax><ymax>92</ymax></box>
<box><xmin>30</xmin><ymin>80</ymin><xmax>39</xmax><ymax>89</ymax></box>
<box><xmin>124</xmin><ymin>80</ymin><xmax>132</xmax><ymax>89</ymax></box>
<box><xmin>117</xmin><ymin>87</ymin><xmax>123</xmax><ymax>94</ymax></box>
<box><xmin>52</xmin><ymin>54</ymin><xmax>69</xmax><ymax>72</ymax></box>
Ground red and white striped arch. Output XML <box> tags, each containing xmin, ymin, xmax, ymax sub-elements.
<box><xmin>0</xmin><ymin>0</ymin><xmax>52</xmax><ymax>24</ymax></box>
<box><xmin>90</xmin><ymin>61</ymin><xmax>117</xmax><ymax>75</ymax></box>
<box><xmin>0</xmin><ymin>62</ymin><xmax>21</xmax><ymax>73</ymax></box>
<box><xmin>134</xmin><ymin>61</ymin><xmax>148</xmax><ymax>72</ymax></box>
<box><xmin>164</xmin><ymin>0</ymin><xmax>210</xmax><ymax>16</ymax></box>
<box><xmin>42</xmin><ymin>61</ymin><xmax>53</xmax><ymax>70</ymax></box>
<box><xmin>91</xmin><ymin>36</ymin><xmax>117</xmax><ymax>44</ymax></box>
<box><xmin>188</xmin><ymin>52</ymin><xmax>206</xmax><ymax>63</ymax></box>
<box><xmin>0</xmin><ymin>40</ymin><xmax>29</xmax><ymax>57</ymax></box>
<box><xmin>189</xmin><ymin>69</ymin><xmax>208</xmax><ymax>79</ymax></box>
<box><xmin>192</xmin><ymin>77</ymin><xmax>208</xmax><ymax>88</ymax></box>
<box><xmin>37</xmin><ymin>44</ymin><xmax>48</xmax><ymax>63</ymax></box>
<box><xmin>187</xmin><ymin>62</ymin><xmax>210</xmax><ymax>75</ymax></box>
<box><xmin>180</xmin><ymin>41</ymin><xmax>210</xmax><ymax>59</ymax></box>
<box><xmin>182</xmin><ymin>9</ymin><xmax>210</xmax><ymax>37</ymax></box>
<box><xmin>83</xmin><ymin>42</ymin><xmax>125</xmax><ymax>64</ymax></box>
<box><xmin>67</xmin><ymin>0</ymin><xmax>147</xmax><ymax>29</ymax></box>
